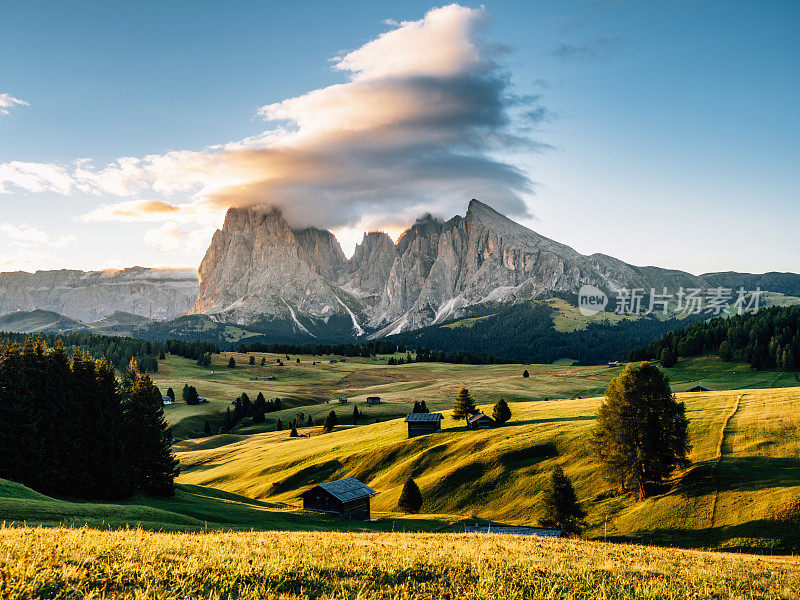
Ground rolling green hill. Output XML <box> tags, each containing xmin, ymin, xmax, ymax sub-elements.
<box><xmin>174</xmin><ymin>383</ymin><xmax>800</xmax><ymax>552</ymax></box>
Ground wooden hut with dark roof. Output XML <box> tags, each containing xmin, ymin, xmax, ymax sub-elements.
<box><xmin>467</xmin><ymin>412</ymin><xmax>496</xmax><ymax>430</ymax></box>
<box><xmin>404</xmin><ymin>412</ymin><xmax>444</xmax><ymax>438</ymax></box>
<box><xmin>300</xmin><ymin>477</ymin><xmax>377</xmax><ymax>520</ymax></box>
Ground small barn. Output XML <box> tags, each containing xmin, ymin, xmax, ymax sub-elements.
<box><xmin>338</xmin><ymin>397</ymin><xmax>349</xmax><ymax>404</ymax></box>
<box><xmin>607</xmin><ymin>361</ymin><xmax>619</xmax><ymax>367</ymax></box>
<box><xmin>266</xmin><ymin>375</ymin><xmax>277</xmax><ymax>381</ymax></box>
<box><xmin>467</xmin><ymin>412</ymin><xmax>496</xmax><ymax>430</ymax></box>
<box><xmin>161</xmin><ymin>396</ymin><xmax>173</xmax><ymax>405</ymax></box>
<box><xmin>250</xmin><ymin>377</ymin><xmax>259</xmax><ymax>381</ymax></box>
<box><xmin>404</xmin><ymin>413</ymin><xmax>444</xmax><ymax>438</ymax></box>
<box><xmin>366</xmin><ymin>396</ymin><xmax>381</xmax><ymax>405</ymax></box>
<box><xmin>686</xmin><ymin>384</ymin><xmax>712</xmax><ymax>392</ymax></box>
<box><xmin>300</xmin><ymin>477</ymin><xmax>377</xmax><ymax>520</ymax></box>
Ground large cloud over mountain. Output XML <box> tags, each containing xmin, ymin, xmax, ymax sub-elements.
<box><xmin>3</xmin><ymin>5</ymin><xmax>545</xmax><ymax>245</ymax></box>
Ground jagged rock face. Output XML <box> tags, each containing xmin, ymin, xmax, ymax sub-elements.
<box><xmin>190</xmin><ymin>200</ymin><xmax>712</xmax><ymax>338</ymax></box>
<box><xmin>343</xmin><ymin>232</ymin><xmax>398</xmax><ymax>302</ymax></box>
<box><xmin>192</xmin><ymin>207</ymin><xmax>363</xmax><ymax>330</ymax></box>
<box><xmin>371</xmin><ymin>215</ymin><xmax>443</xmax><ymax>327</ymax></box>
<box><xmin>0</xmin><ymin>267</ymin><xmax>198</xmax><ymax>322</ymax></box>
<box><xmin>294</xmin><ymin>227</ymin><xmax>348</xmax><ymax>281</ymax></box>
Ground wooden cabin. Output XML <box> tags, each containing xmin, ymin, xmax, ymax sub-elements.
<box><xmin>686</xmin><ymin>384</ymin><xmax>712</xmax><ymax>392</ymax></box>
<box><xmin>300</xmin><ymin>477</ymin><xmax>377</xmax><ymax>520</ymax></box>
<box><xmin>467</xmin><ymin>412</ymin><xmax>496</xmax><ymax>430</ymax></box>
<box><xmin>404</xmin><ymin>413</ymin><xmax>444</xmax><ymax>438</ymax></box>
<box><xmin>338</xmin><ymin>397</ymin><xmax>349</xmax><ymax>404</ymax></box>
<box><xmin>366</xmin><ymin>396</ymin><xmax>381</xmax><ymax>405</ymax></box>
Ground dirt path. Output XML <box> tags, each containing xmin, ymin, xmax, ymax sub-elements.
<box><xmin>708</xmin><ymin>393</ymin><xmax>744</xmax><ymax>529</ymax></box>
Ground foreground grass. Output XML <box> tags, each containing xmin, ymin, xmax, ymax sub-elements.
<box><xmin>2</xmin><ymin>527</ymin><xmax>799</xmax><ymax>600</ymax></box>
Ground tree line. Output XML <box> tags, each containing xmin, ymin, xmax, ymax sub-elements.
<box><xmin>0</xmin><ymin>337</ymin><xmax>177</xmax><ymax>500</ymax></box>
<box><xmin>629</xmin><ymin>305</ymin><xmax>800</xmax><ymax>370</ymax></box>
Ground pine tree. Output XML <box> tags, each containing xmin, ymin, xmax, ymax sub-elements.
<box><xmin>540</xmin><ymin>467</ymin><xmax>586</xmax><ymax>535</ymax></box>
<box><xmin>397</xmin><ymin>478</ymin><xmax>423</xmax><ymax>514</ymax></box>
<box><xmin>261</xmin><ymin>357</ymin><xmax>266</xmax><ymax>366</ymax></box>
<box><xmin>228</xmin><ymin>356</ymin><xmax>236</xmax><ymax>368</ymax></box>
<box><xmin>289</xmin><ymin>425</ymin><xmax>299</xmax><ymax>437</ymax></box>
<box><xmin>185</xmin><ymin>386</ymin><xmax>200</xmax><ymax>405</ymax></box>
<box><xmin>593</xmin><ymin>363</ymin><xmax>690</xmax><ymax>500</ymax></box>
<box><xmin>324</xmin><ymin>410</ymin><xmax>338</xmax><ymax>433</ymax></box>
<box><xmin>491</xmin><ymin>398</ymin><xmax>512</xmax><ymax>425</ymax></box>
<box><xmin>307</xmin><ymin>415</ymin><xmax>314</xmax><ymax>427</ymax></box>
<box><xmin>182</xmin><ymin>383</ymin><xmax>190</xmax><ymax>402</ymax></box>
<box><xmin>352</xmin><ymin>405</ymin><xmax>360</xmax><ymax>424</ymax></box>
<box><xmin>166</xmin><ymin>387</ymin><xmax>175</xmax><ymax>401</ymax></box>
<box><xmin>249</xmin><ymin>355</ymin><xmax>255</xmax><ymax>366</ymax></box>
<box><xmin>523</xmin><ymin>369</ymin><xmax>529</xmax><ymax>378</ymax></box>
<box><xmin>276</xmin><ymin>418</ymin><xmax>283</xmax><ymax>431</ymax></box>
<box><xmin>452</xmin><ymin>386</ymin><xmax>476</xmax><ymax>419</ymax></box>
<box><xmin>123</xmin><ymin>362</ymin><xmax>179</xmax><ymax>496</ymax></box>
<box><xmin>204</xmin><ymin>420</ymin><xmax>211</xmax><ymax>435</ymax></box>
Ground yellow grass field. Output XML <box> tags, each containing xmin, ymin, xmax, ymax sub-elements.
<box><xmin>1</xmin><ymin>526</ymin><xmax>799</xmax><ymax>600</ymax></box>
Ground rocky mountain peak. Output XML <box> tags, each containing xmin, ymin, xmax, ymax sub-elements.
<box><xmin>343</xmin><ymin>232</ymin><xmax>398</xmax><ymax>301</ymax></box>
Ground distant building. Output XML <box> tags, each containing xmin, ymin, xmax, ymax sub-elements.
<box><xmin>607</xmin><ymin>361</ymin><xmax>620</xmax><ymax>367</ymax></box>
<box><xmin>464</xmin><ymin>525</ymin><xmax>562</xmax><ymax>537</ymax></box>
<box><xmin>338</xmin><ymin>397</ymin><xmax>349</xmax><ymax>404</ymax></box>
<box><xmin>366</xmin><ymin>396</ymin><xmax>381</xmax><ymax>405</ymax></box>
<box><xmin>300</xmin><ymin>477</ymin><xmax>377</xmax><ymax>520</ymax></box>
<box><xmin>250</xmin><ymin>377</ymin><xmax>259</xmax><ymax>381</ymax></box>
<box><xmin>330</xmin><ymin>360</ymin><xmax>338</xmax><ymax>364</ymax></box>
<box><xmin>265</xmin><ymin>375</ymin><xmax>277</xmax><ymax>381</ymax></box>
<box><xmin>686</xmin><ymin>384</ymin><xmax>712</xmax><ymax>392</ymax></box>
<box><xmin>161</xmin><ymin>396</ymin><xmax>173</xmax><ymax>405</ymax></box>
<box><xmin>404</xmin><ymin>413</ymin><xmax>444</xmax><ymax>438</ymax></box>
<box><xmin>467</xmin><ymin>412</ymin><xmax>496</xmax><ymax>430</ymax></box>
<box><xmin>198</xmin><ymin>398</ymin><xmax>209</xmax><ymax>404</ymax></box>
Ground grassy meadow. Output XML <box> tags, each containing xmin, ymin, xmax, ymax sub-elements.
<box><xmin>2</xmin><ymin>526</ymin><xmax>799</xmax><ymax>600</ymax></box>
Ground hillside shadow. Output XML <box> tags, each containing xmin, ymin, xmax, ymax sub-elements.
<box><xmin>672</xmin><ymin>456</ymin><xmax>800</xmax><ymax>499</ymax></box>
<box><xmin>606</xmin><ymin>518</ymin><xmax>800</xmax><ymax>553</ymax></box>
<box><xmin>511</xmin><ymin>415</ymin><xmax>595</xmax><ymax>426</ymax></box>
<box><xmin>270</xmin><ymin>459</ymin><xmax>343</xmax><ymax>495</ymax></box>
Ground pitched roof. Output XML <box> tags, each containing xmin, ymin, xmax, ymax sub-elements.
<box><xmin>467</xmin><ymin>412</ymin><xmax>495</xmax><ymax>425</ymax></box>
<box><xmin>686</xmin><ymin>384</ymin><xmax>712</xmax><ymax>392</ymax></box>
<box><xmin>301</xmin><ymin>477</ymin><xmax>377</xmax><ymax>502</ymax></box>
<box><xmin>405</xmin><ymin>413</ymin><xmax>444</xmax><ymax>422</ymax></box>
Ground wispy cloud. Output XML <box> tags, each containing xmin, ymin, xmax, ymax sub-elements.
<box><xmin>0</xmin><ymin>4</ymin><xmax>549</xmax><ymax>238</ymax></box>
<box><xmin>550</xmin><ymin>36</ymin><xmax>623</xmax><ymax>62</ymax></box>
<box><xmin>0</xmin><ymin>92</ymin><xmax>28</xmax><ymax>116</ymax></box>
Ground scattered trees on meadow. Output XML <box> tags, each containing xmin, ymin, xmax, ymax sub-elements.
<box><xmin>593</xmin><ymin>363</ymin><xmax>690</xmax><ymax>500</ymax></box>
<box><xmin>491</xmin><ymin>398</ymin><xmax>512</xmax><ymax>425</ymax></box>
<box><xmin>398</xmin><ymin>478</ymin><xmax>423</xmax><ymax>514</ymax></box>
<box><xmin>452</xmin><ymin>387</ymin><xmax>477</xmax><ymax>420</ymax></box>
<box><xmin>540</xmin><ymin>467</ymin><xmax>585</xmax><ymax>535</ymax></box>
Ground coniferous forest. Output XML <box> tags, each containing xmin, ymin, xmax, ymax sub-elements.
<box><xmin>0</xmin><ymin>337</ymin><xmax>178</xmax><ymax>500</ymax></box>
<box><xmin>629</xmin><ymin>305</ymin><xmax>800</xmax><ymax>370</ymax></box>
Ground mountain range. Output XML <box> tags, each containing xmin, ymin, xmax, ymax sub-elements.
<box><xmin>1</xmin><ymin>200</ymin><xmax>799</xmax><ymax>349</ymax></box>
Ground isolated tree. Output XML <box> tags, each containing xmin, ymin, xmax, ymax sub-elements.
<box><xmin>452</xmin><ymin>386</ymin><xmax>477</xmax><ymax>419</ymax></box>
<box><xmin>540</xmin><ymin>467</ymin><xmax>585</xmax><ymax>535</ymax></box>
<box><xmin>166</xmin><ymin>387</ymin><xmax>175</xmax><ymax>401</ymax></box>
<box><xmin>323</xmin><ymin>410</ymin><xmax>338</xmax><ymax>433</ymax></box>
<box><xmin>276</xmin><ymin>418</ymin><xmax>283</xmax><ymax>431</ymax></box>
<box><xmin>159</xmin><ymin>351</ymin><xmax>166</xmax><ymax>360</ymax></box>
<box><xmin>203</xmin><ymin>420</ymin><xmax>211</xmax><ymax>435</ymax></box>
<box><xmin>185</xmin><ymin>386</ymin><xmax>200</xmax><ymax>406</ymax></box>
<box><xmin>261</xmin><ymin>357</ymin><xmax>266</xmax><ymax>366</ymax></box>
<box><xmin>123</xmin><ymin>362</ymin><xmax>179</xmax><ymax>496</ymax></box>
<box><xmin>352</xmin><ymin>405</ymin><xmax>360</xmax><ymax>424</ymax></box>
<box><xmin>492</xmin><ymin>398</ymin><xmax>512</xmax><ymax>425</ymax></box>
<box><xmin>296</xmin><ymin>357</ymin><xmax>301</xmax><ymax>364</ymax></box>
<box><xmin>249</xmin><ymin>355</ymin><xmax>255</xmax><ymax>366</ymax></box>
<box><xmin>397</xmin><ymin>478</ymin><xmax>423</xmax><ymax>514</ymax></box>
<box><xmin>228</xmin><ymin>356</ymin><xmax>236</xmax><ymax>368</ymax></box>
<box><xmin>289</xmin><ymin>425</ymin><xmax>299</xmax><ymax>437</ymax></box>
<box><xmin>593</xmin><ymin>363</ymin><xmax>690</xmax><ymax>500</ymax></box>
<box><xmin>182</xmin><ymin>383</ymin><xmax>190</xmax><ymax>402</ymax></box>
<box><xmin>307</xmin><ymin>415</ymin><xmax>314</xmax><ymax>427</ymax></box>
<box><xmin>523</xmin><ymin>369</ymin><xmax>529</xmax><ymax>378</ymax></box>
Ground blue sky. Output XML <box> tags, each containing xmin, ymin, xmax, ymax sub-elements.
<box><xmin>0</xmin><ymin>0</ymin><xmax>798</xmax><ymax>274</ymax></box>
